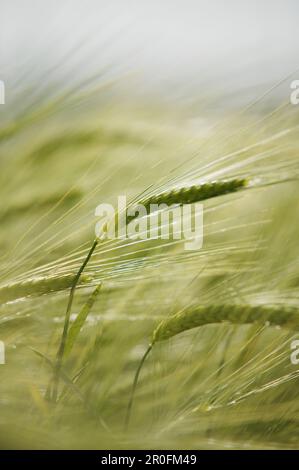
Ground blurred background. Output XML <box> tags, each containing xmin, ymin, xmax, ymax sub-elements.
<box><xmin>1</xmin><ymin>0</ymin><xmax>299</xmax><ymax>112</ymax></box>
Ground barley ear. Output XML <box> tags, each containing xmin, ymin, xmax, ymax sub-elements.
<box><xmin>151</xmin><ymin>304</ymin><xmax>299</xmax><ymax>344</ymax></box>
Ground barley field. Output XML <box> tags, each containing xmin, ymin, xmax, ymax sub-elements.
<box><xmin>1</xmin><ymin>0</ymin><xmax>299</xmax><ymax>451</ymax></box>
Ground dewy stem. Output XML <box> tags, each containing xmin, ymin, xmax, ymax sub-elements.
<box><xmin>50</xmin><ymin>238</ymin><xmax>99</xmax><ymax>402</ymax></box>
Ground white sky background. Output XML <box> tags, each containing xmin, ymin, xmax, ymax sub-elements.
<box><xmin>1</xmin><ymin>0</ymin><xmax>299</xmax><ymax>107</ymax></box>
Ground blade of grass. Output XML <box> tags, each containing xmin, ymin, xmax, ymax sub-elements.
<box><xmin>64</xmin><ymin>283</ymin><xmax>102</xmax><ymax>358</ymax></box>
<box><xmin>50</xmin><ymin>238</ymin><xmax>99</xmax><ymax>402</ymax></box>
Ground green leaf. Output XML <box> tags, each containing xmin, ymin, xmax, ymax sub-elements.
<box><xmin>64</xmin><ymin>283</ymin><xmax>102</xmax><ymax>358</ymax></box>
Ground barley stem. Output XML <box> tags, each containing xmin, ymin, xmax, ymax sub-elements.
<box><xmin>125</xmin><ymin>344</ymin><xmax>152</xmax><ymax>430</ymax></box>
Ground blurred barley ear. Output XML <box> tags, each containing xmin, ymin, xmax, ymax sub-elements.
<box><xmin>125</xmin><ymin>303</ymin><xmax>299</xmax><ymax>428</ymax></box>
<box><xmin>0</xmin><ymin>273</ymin><xmax>92</xmax><ymax>305</ymax></box>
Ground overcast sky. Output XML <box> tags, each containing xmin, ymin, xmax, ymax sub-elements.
<box><xmin>1</xmin><ymin>0</ymin><xmax>299</xmax><ymax>105</ymax></box>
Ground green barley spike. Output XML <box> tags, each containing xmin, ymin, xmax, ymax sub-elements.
<box><xmin>0</xmin><ymin>273</ymin><xmax>92</xmax><ymax>305</ymax></box>
<box><xmin>137</xmin><ymin>178</ymin><xmax>248</xmax><ymax>213</ymax></box>
<box><xmin>151</xmin><ymin>304</ymin><xmax>299</xmax><ymax>344</ymax></box>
